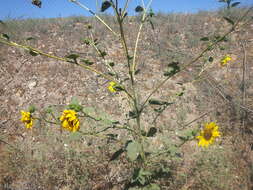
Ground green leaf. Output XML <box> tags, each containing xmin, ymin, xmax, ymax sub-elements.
<box><xmin>45</xmin><ymin>106</ymin><xmax>53</xmax><ymax>114</ymax></box>
<box><xmin>32</xmin><ymin>0</ymin><xmax>42</xmax><ymax>8</ymax></box>
<box><xmin>176</xmin><ymin>92</ymin><xmax>184</xmax><ymax>96</ymax></box>
<box><xmin>154</xmin><ymin>163</ymin><xmax>171</xmax><ymax>177</ymax></box>
<box><xmin>207</xmin><ymin>46</ymin><xmax>214</xmax><ymax>51</ymax></box>
<box><xmin>112</xmin><ymin>121</ymin><xmax>120</xmax><ymax>125</ymax></box>
<box><xmin>101</xmin><ymin>118</ymin><xmax>114</xmax><ymax>125</ymax></box>
<box><xmin>147</xmin><ymin>127</ymin><xmax>157</xmax><ymax>137</ymax></box>
<box><xmin>0</xmin><ymin>20</ymin><xmax>5</xmax><ymax>25</ymax></box>
<box><xmin>114</xmin><ymin>85</ymin><xmax>124</xmax><ymax>91</ymax></box>
<box><xmin>149</xmin><ymin>8</ymin><xmax>155</xmax><ymax>17</ymax></box>
<box><xmin>29</xmin><ymin>50</ymin><xmax>38</xmax><ymax>56</ymax></box>
<box><xmin>70</xmin><ymin>97</ymin><xmax>79</xmax><ymax>105</ymax></box>
<box><xmin>178</xmin><ymin>129</ymin><xmax>198</xmax><ymax>141</ymax></box>
<box><xmin>82</xmin><ymin>106</ymin><xmax>95</xmax><ymax>114</ymax></box>
<box><xmin>65</xmin><ymin>54</ymin><xmax>79</xmax><ymax>60</ymax></box>
<box><xmin>80</xmin><ymin>59</ymin><xmax>94</xmax><ymax>65</ymax></box>
<box><xmin>220</xmin><ymin>46</ymin><xmax>226</xmax><ymax>50</ymax></box>
<box><xmin>123</xmin><ymin>12</ymin><xmax>128</xmax><ymax>18</ymax></box>
<box><xmin>208</xmin><ymin>57</ymin><xmax>214</xmax><ymax>62</ymax></box>
<box><xmin>68</xmin><ymin>104</ymin><xmax>83</xmax><ymax>112</ymax></box>
<box><xmin>125</xmin><ymin>140</ymin><xmax>133</xmax><ymax>148</ymax></box>
<box><xmin>108</xmin><ymin>62</ymin><xmax>115</xmax><ymax>67</ymax></box>
<box><xmin>135</xmin><ymin>6</ymin><xmax>144</xmax><ymax>13</ymax></box>
<box><xmin>131</xmin><ymin>168</ymin><xmax>152</xmax><ymax>185</ymax></box>
<box><xmin>82</xmin><ymin>38</ymin><xmax>90</xmax><ymax>45</ymax></box>
<box><xmin>178</xmin><ymin>136</ymin><xmax>188</xmax><ymax>141</ymax></box>
<box><xmin>166</xmin><ymin>145</ymin><xmax>180</xmax><ymax>157</ymax></box>
<box><xmin>93</xmin><ymin>38</ymin><xmax>98</xmax><ymax>44</ymax></box>
<box><xmin>82</xmin><ymin>107</ymin><xmax>96</xmax><ymax>120</ymax></box>
<box><xmin>99</xmin><ymin>50</ymin><xmax>107</xmax><ymax>58</ymax></box>
<box><xmin>107</xmin><ymin>72</ymin><xmax>116</xmax><ymax>76</ymax></box>
<box><xmin>164</xmin><ymin>62</ymin><xmax>180</xmax><ymax>77</ymax></box>
<box><xmin>129</xmin><ymin>110</ymin><xmax>138</xmax><ymax>119</ymax></box>
<box><xmin>200</xmin><ymin>37</ymin><xmax>209</xmax><ymax>41</ymax></box>
<box><xmin>87</xmin><ymin>24</ymin><xmax>92</xmax><ymax>29</ymax></box>
<box><xmin>1</xmin><ymin>33</ymin><xmax>9</xmax><ymax>40</ymax></box>
<box><xmin>101</xmin><ymin>1</ymin><xmax>111</xmax><ymax>12</ymax></box>
<box><xmin>223</xmin><ymin>17</ymin><xmax>234</xmax><ymax>25</ymax></box>
<box><xmin>141</xmin><ymin>130</ymin><xmax>147</xmax><ymax>136</ymax></box>
<box><xmin>127</xmin><ymin>55</ymin><xmax>133</xmax><ymax>60</ymax></box>
<box><xmin>214</xmin><ymin>35</ymin><xmax>221</xmax><ymax>40</ymax></box>
<box><xmin>134</xmin><ymin>69</ymin><xmax>141</xmax><ymax>75</ymax></box>
<box><xmin>149</xmin><ymin>99</ymin><xmax>168</xmax><ymax>105</ymax></box>
<box><xmin>68</xmin><ymin>97</ymin><xmax>83</xmax><ymax>112</ymax></box>
<box><xmin>223</xmin><ymin>36</ymin><xmax>229</xmax><ymax>42</ymax></box>
<box><xmin>154</xmin><ymin>107</ymin><xmax>163</xmax><ymax>113</ymax></box>
<box><xmin>26</xmin><ymin>37</ymin><xmax>35</xmax><ymax>41</ymax></box>
<box><xmin>28</xmin><ymin>105</ymin><xmax>36</xmax><ymax>113</ymax></box>
<box><xmin>81</xmin><ymin>106</ymin><xmax>101</xmax><ymax>121</ymax></box>
<box><xmin>126</xmin><ymin>141</ymin><xmax>141</xmax><ymax>161</ymax></box>
<box><xmin>231</xmin><ymin>2</ymin><xmax>240</xmax><ymax>7</ymax></box>
<box><xmin>110</xmin><ymin>148</ymin><xmax>125</xmax><ymax>161</ymax></box>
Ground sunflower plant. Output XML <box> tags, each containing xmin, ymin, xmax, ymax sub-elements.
<box><xmin>1</xmin><ymin>0</ymin><xmax>251</xmax><ymax>188</ymax></box>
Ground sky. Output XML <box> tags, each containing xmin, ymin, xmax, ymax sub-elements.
<box><xmin>0</xmin><ymin>0</ymin><xmax>252</xmax><ymax>20</ymax></box>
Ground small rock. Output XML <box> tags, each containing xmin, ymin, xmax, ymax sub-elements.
<box><xmin>28</xmin><ymin>80</ymin><xmax>37</xmax><ymax>89</ymax></box>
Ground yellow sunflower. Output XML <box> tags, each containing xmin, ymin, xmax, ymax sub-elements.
<box><xmin>220</xmin><ymin>55</ymin><xmax>232</xmax><ymax>66</ymax></box>
<box><xmin>20</xmin><ymin>111</ymin><xmax>34</xmax><ymax>129</ymax></box>
<box><xmin>60</xmin><ymin>110</ymin><xmax>80</xmax><ymax>132</ymax></box>
<box><xmin>108</xmin><ymin>81</ymin><xmax>117</xmax><ymax>93</ymax></box>
<box><xmin>196</xmin><ymin>122</ymin><xmax>220</xmax><ymax>148</ymax></box>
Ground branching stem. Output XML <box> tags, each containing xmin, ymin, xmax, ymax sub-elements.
<box><xmin>140</xmin><ymin>7</ymin><xmax>252</xmax><ymax>112</ymax></box>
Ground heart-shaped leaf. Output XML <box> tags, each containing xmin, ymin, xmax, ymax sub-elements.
<box><xmin>135</xmin><ymin>6</ymin><xmax>144</xmax><ymax>12</ymax></box>
<box><xmin>126</xmin><ymin>141</ymin><xmax>141</xmax><ymax>161</ymax></box>
<box><xmin>231</xmin><ymin>2</ymin><xmax>240</xmax><ymax>7</ymax></box>
<box><xmin>110</xmin><ymin>148</ymin><xmax>125</xmax><ymax>161</ymax></box>
<box><xmin>101</xmin><ymin>1</ymin><xmax>111</xmax><ymax>12</ymax></box>
<box><xmin>1</xmin><ymin>33</ymin><xmax>9</xmax><ymax>40</ymax></box>
<box><xmin>147</xmin><ymin>127</ymin><xmax>157</xmax><ymax>137</ymax></box>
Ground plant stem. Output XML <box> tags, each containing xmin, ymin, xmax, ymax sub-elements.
<box><xmin>139</xmin><ymin>13</ymin><xmax>249</xmax><ymax>112</ymax></box>
<box><xmin>111</xmin><ymin>1</ymin><xmax>147</xmax><ymax>162</ymax></box>
<box><xmin>118</xmin><ymin>18</ymin><xmax>135</xmax><ymax>86</ymax></box>
<box><xmin>132</xmin><ymin>0</ymin><xmax>153</xmax><ymax>73</ymax></box>
<box><xmin>136</xmin><ymin>114</ymin><xmax>147</xmax><ymax>163</ymax></box>
<box><xmin>122</xmin><ymin>0</ymin><xmax>131</xmax><ymax>17</ymax></box>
